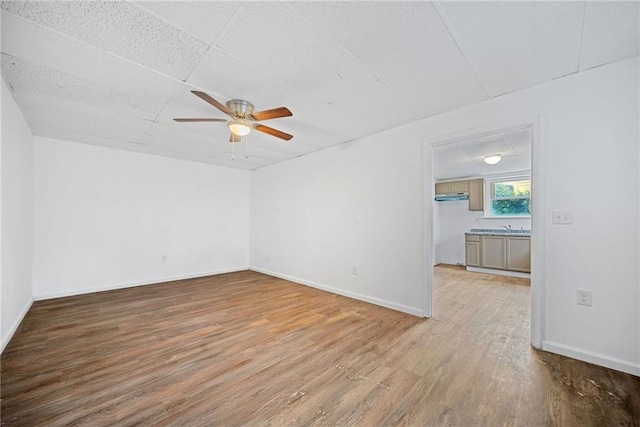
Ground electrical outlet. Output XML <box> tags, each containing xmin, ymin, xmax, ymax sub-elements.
<box><xmin>161</xmin><ymin>254</ymin><xmax>167</xmax><ymax>262</ymax></box>
<box><xmin>351</xmin><ymin>266</ymin><xmax>358</xmax><ymax>275</ymax></box>
<box><xmin>577</xmin><ymin>289</ymin><xmax>592</xmax><ymax>306</ymax></box>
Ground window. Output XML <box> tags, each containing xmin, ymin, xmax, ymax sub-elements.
<box><xmin>488</xmin><ymin>178</ymin><xmax>531</xmax><ymax>216</ymax></box>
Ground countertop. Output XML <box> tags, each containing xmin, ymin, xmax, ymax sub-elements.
<box><xmin>465</xmin><ymin>228</ymin><xmax>532</xmax><ymax>237</ymax></box>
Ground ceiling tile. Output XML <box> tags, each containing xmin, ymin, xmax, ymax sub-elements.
<box><xmin>1</xmin><ymin>11</ymin><xmax>183</xmax><ymax>102</ymax></box>
<box><xmin>154</xmin><ymin>89</ymin><xmax>234</xmax><ymax>137</ymax></box>
<box><xmin>215</xmin><ymin>2</ymin><xmax>377</xmax><ymax>105</ymax></box>
<box><xmin>434</xmin><ymin>164</ymin><xmax>480</xmax><ymax>181</ymax></box>
<box><xmin>0</xmin><ymin>1</ymin><xmax>633</xmax><ymax>170</ymax></box>
<box><xmin>324</xmin><ymin>79</ymin><xmax>410</xmax><ymax>140</ymax></box>
<box><xmin>1</xmin><ymin>1</ymin><xmax>208</xmax><ymax>80</ymax></box>
<box><xmin>455</xmin><ymin>136</ymin><xmax>513</xmax><ymax>159</ymax></box>
<box><xmin>433</xmin><ymin>129</ymin><xmax>531</xmax><ymax>180</ymax></box>
<box><xmin>132</xmin><ymin>123</ymin><xmax>268</xmax><ymax>170</ymax></box>
<box><xmin>439</xmin><ymin>1</ymin><xmax>585</xmax><ymax>96</ymax></box>
<box><xmin>133</xmin><ymin>1</ymin><xmax>241</xmax><ymax>45</ymax></box>
<box><xmin>289</xmin><ymin>1</ymin><xmax>488</xmax><ymax>117</ymax></box>
<box><xmin>141</xmin><ymin>121</ymin><xmax>230</xmax><ymax>157</ymax></box>
<box><xmin>12</xmin><ymin>89</ymin><xmax>151</xmax><ymax>143</ymax></box>
<box><xmin>432</xmin><ymin>145</ymin><xmax>470</xmax><ymax>166</ymax></box>
<box><xmin>505</xmin><ymin>131</ymin><xmax>531</xmax><ymax>171</ymax></box>
<box><xmin>579</xmin><ymin>1</ymin><xmax>640</xmax><ymax>71</ymax></box>
<box><xmin>186</xmin><ymin>47</ymin><xmax>302</xmax><ymax>112</ymax></box>
<box><xmin>32</xmin><ymin>126</ymin><xmax>153</xmax><ymax>154</ymax></box>
<box><xmin>2</xmin><ymin>54</ymin><xmax>165</xmax><ymax>121</ymax></box>
<box><xmin>147</xmin><ymin>104</ymin><xmax>308</xmax><ymax>160</ymax></box>
<box><xmin>33</xmin><ymin>125</ymin><xmax>259</xmax><ymax>171</ymax></box>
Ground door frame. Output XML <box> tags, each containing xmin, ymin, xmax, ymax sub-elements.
<box><xmin>422</xmin><ymin>115</ymin><xmax>545</xmax><ymax>348</ymax></box>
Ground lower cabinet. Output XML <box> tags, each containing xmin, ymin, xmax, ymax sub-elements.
<box><xmin>465</xmin><ymin>235</ymin><xmax>481</xmax><ymax>267</ymax></box>
<box><xmin>480</xmin><ymin>235</ymin><xmax>507</xmax><ymax>269</ymax></box>
<box><xmin>506</xmin><ymin>237</ymin><xmax>531</xmax><ymax>272</ymax></box>
<box><xmin>466</xmin><ymin>234</ymin><xmax>531</xmax><ymax>273</ymax></box>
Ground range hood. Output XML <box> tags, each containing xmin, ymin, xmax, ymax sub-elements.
<box><xmin>435</xmin><ymin>192</ymin><xmax>469</xmax><ymax>202</ymax></box>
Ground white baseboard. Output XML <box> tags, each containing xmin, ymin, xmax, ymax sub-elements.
<box><xmin>542</xmin><ymin>340</ymin><xmax>640</xmax><ymax>377</ymax></box>
<box><xmin>250</xmin><ymin>266</ymin><xmax>425</xmax><ymax>317</ymax></box>
<box><xmin>34</xmin><ymin>267</ymin><xmax>249</xmax><ymax>301</ymax></box>
<box><xmin>1</xmin><ymin>297</ymin><xmax>34</xmax><ymax>354</ymax></box>
<box><xmin>466</xmin><ymin>266</ymin><xmax>531</xmax><ymax>279</ymax></box>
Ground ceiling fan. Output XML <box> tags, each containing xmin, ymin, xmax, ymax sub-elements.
<box><xmin>174</xmin><ymin>91</ymin><xmax>293</xmax><ymax>143</ymax></box>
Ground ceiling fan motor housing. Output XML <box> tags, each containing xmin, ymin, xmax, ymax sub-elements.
<box><xmin>227</xmin><ymin>99</ymin><xmax>254</xmax><ymax>119</ymax></box>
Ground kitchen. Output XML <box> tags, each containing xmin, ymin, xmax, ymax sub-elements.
<box><xmin>433</xmin><ymin>128</ymin><xmax>532</xmax><ymax>277</ymax></box>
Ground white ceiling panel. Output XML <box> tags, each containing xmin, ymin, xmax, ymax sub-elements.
<box><xmin>505</xmin><ymin>131</ymin><xmax>531</xmax><ymax>171</ymax></box>
<box><xmin>455</xmin><ymin>136</ymin><xmax>513</xmax><ymax>159</ymax></box>
<box><xmin>579</xmin><ymin>1</ymin><xmax>640</xmax><ymax>71</ymax></box>
<box><xmin>13</xmin><ymin>90</ymin><xmax>151</xmax><ymax>143</ymax></box>
<box><xmin>154</xmin><ymin>87</ymin><xmax>305</xmax><ymax>159</ymax></box>
<box><xmin>432</xmin><ymin>146</ymin><xmax>469</xmax><ymax>166</ymax></box>
<box><xmin>0</xmin><ymin>1</ymin><xmax>209</xmax><ymax>80</ymax></box>
<box><xmin>434</xmin><ymin>162</ymin><xmax>485</xmax><ymax>181</ymax></box>
<box><xmin>325</xmin><ymin>79</ymin><xmax>410</xmax><ymax>138</ymax></box>
<box><xmin>142</xmin><ymin>121</ymin><xmax>231</xmax><ymax>157</ymax></box>
<box><xmin>2</xmin><ymin>54</ymin><xmax>165</xmax><ymax>121</ymax></box>
<box><xmin>144</xmin><ymin>109</ymin><xmax>308</xmax><ymax>164</ymax></box>
<box><xmin>1</xmin><ymin>1</ymin><xmax>636</xmax><ymax>171</ymax></box>
<box><xmin>185</xmin><ymin>48</ymin><xmax>303</xmax><ymax>120</ymax></box>
<box><xmin>215</xmin><ymin>2</ymin><xmax>377</xmax><ymax>105</ymax></box>
<box><xmin>32</xmin><ymin>126</ymin><xmax>153</xmax><ymax>155</ymax></box>
<box><xmin>154</xmin><ymin>88</ymin><xmax>233</xmax><ymax>136</ymax></box>
<box><xmin>289</xmin><ymin>1</ymin><xmax>488</xmax><ymax>117</ymax></box>
<box><xmin>185</xmin><ymin>46</ymin><xmax>376</xmax><ymax>150</ymax></box>
<box><xmin>503</xmin><ymin>129</ymin><xmax>530</xmax><ymax>147</ymax></box>
<box><xmin>1</xmin><ymin>11</ymin><xmax>183</xmax><ymax>102</ymax></box>
<box><xmin>439</xmin><ymin>1</ymin><xmax>585</xmax><ymax>96</ymax></box>
<box><xmin>133</xmin><ymin>1</ymin><xmax>242</xmax><ymax>45</ymax></box>
<box><xmin>139</xmin><ymin>124</ymin><xmax>271</xmax><ymax>170</ymax></box>
<box><xmin>433</xmin><ymin>129</ymin><xmax>531</xmax><ymax>180</ymax></box>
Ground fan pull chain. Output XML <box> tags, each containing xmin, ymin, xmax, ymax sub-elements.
<box><xmin>245</xmin><ymin>133</ymin><xmax>249</xmax><ymax>159</ymax></box>
<box><xmin>231</xmin><ymin>139</ymin><xmax>235</xmax><ymax>160</ymax></box>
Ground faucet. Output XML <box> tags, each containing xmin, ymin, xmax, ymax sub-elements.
<box><xmin>501</xmin><ymin>225</ymin><xmax>511</xmax><ymax>230</ymax></box>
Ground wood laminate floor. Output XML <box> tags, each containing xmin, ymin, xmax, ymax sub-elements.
<box><xmin>2</xmin><ymin>266</ymin><xmax>639</xmax><ymax>426</ymax></box>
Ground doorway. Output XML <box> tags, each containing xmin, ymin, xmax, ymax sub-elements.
<box><xmin>422</xmin><ymin>117</ymin><xmax>545</xmax><ymax>348</ymax></box>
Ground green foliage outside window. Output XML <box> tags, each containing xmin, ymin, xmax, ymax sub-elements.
<box><xmin>491</xmin><ymin>180</ymin><xmax>531</xmax><ymax>216</ymax></box>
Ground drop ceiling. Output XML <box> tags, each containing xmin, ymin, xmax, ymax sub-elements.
<box><xmin>1</xmin><ymin>1</ymin><xmax>638</xmax><ymax>171</ymax></box>
<box><xmin>433</xmin><ymin>128</ymin><xmax>531</xmax><ymax>180</ymax></box>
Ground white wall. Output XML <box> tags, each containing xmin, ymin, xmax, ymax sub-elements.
<box><xmin>33</xmin><ymin>137</ymin><xmax>250</xmax><ymax>298</ymax></box>
<box><xmin>435</xmin><ymin>201</ymin><xmax>531</xmax><ymax>265</ymax></box>
<box><xmin>1</xmin><ymin>78</ymin><xmax>34</xmax><ymax>351</ymax></box>
<box><xmin>251</xmin><ymin>136</ymin><xmax>425</xmax><ymax>315</ymax></box>
<box><xmin>251</xmin><ymin>57</ymin><xmax>639</xmax><ymax>375</ymax></box>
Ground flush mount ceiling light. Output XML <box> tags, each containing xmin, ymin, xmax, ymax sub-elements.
<box><xmin>228</xmin><ymin>119</ymin><xmax>251</xmax><ymax>136</ymax></box>
<box><xmin>483</xmin><ymin>154</ymin><xmax>502</xmax><ymax>165</ymax></box>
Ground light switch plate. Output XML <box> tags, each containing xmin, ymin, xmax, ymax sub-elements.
<box><xmin>552</xmin><ymin>211</ymin><xmax>573</xmax><ymax>224</ymax></box>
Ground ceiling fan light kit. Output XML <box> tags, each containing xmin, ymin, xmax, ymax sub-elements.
<box><xmin>228</xmin><ymin>119</ymin><xmax>251</xmax><ymax>137</ymax></box>
<box><xmin>174</xmin><ymin>91</ymin><xmax>293</xmax><ymax>159</ymax></box>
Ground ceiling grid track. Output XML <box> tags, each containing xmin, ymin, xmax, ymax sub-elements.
<box><xmin>432</xmin><ymin>1</ymin><xmax>492</xmax><ymax>99</ymax></box>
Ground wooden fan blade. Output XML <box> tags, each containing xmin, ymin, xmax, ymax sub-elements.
<box><xmin>229</xmin><ymin>132</ymin><xmax>241</xmax><ymax>143</ymax></box>
<box><xmin>250</xmin><ymin>107</ymin><xmax>292</xmax><ymax>121</ymax></box>
<box><xmin>173</xmin><ymin>118</ymin><xmax>227</xmax><ymax>122</ymax></box>
<box><xmin>253</xmin><ymin>124</ymin><xmax>293</xmax><ymax>141</ymax></box>
<box><xmin>191</xmin><ymin>90</ymin><xmax>233</xmax><ymax>116</ymax></box>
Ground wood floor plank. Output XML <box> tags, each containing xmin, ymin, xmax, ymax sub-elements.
<box><xmin>2</xmin><ymin>267</ymin><xmax>639</xmax><ymax>426</ymax></box>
